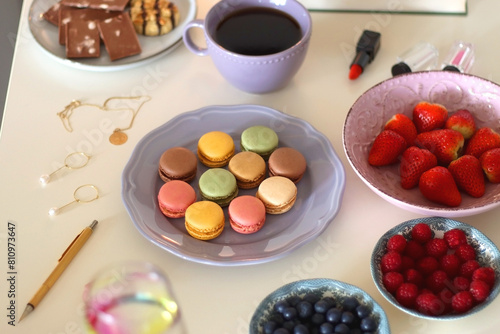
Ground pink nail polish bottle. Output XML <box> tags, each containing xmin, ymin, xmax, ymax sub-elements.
<box><xmin>442</xmin><ymin>41</ymin><xmax>475</xmax><ymax>73</ymax></box>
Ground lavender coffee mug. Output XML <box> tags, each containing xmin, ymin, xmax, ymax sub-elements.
<box><xmin>182</xmin><ymin>0</ymin><xmax>312</xmax><ymax>94</ymax></box>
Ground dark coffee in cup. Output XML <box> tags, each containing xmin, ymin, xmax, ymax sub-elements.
<box><xmin>214</xmin><ymin>7</ymin><xmax>302</xmax><ymax>56</ymax></box>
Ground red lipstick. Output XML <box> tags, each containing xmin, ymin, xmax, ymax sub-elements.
<box><xmin>349</xmin><ymin>30</ymin><xmax>381</xmax><ymax>80</ymax></box>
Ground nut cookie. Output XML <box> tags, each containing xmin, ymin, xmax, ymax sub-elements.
<box><xmin>130</xmin><ymin>0</ymin><xmax>180</xmax><ymax>36</ymax></box>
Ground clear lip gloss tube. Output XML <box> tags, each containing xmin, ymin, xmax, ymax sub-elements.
<box><xmin>391</xmin><ymin>42</ymin><xmax>439</xmax><ymax>76</ymax></box>
<box><xmin>442</xmin><ymin>41</ymin><xmax>475</xmax><ymax>73</ymax></box>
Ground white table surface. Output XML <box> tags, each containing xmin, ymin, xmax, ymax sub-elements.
<box><xmin>2</xmin><ymin>0</ymin><xmax>500</xmax><ymax>333</ymax></box>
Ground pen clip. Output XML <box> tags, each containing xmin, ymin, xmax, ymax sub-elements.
<box><xmin>58</xmin><ymin>231</ymin><xmax>82</xmax><ymax>262</ymax></box>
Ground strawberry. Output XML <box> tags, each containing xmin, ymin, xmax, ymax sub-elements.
<box><xmin>415</xmin><ymin>129</ymin><xmax>464</xmax><ymax>165</ymax></box>
<box><xmin>384</xmin><ymin>113</ymin><xmax>418</xmax><ymax>146</ymax></box>
<box><xmin>448</xmin><ymin>155</ymin><xmax>485</xmax><ymax>198</ymax></box>
<box><xmin>413</xmin><ymin>101</ymin><xmax>448</xmax><ymax>133</ymax></box>
<box><xmin>464</xmin><ymin>127</ymin><xmax>500</xmax><ymax>158</ymax></box>
<box><xmin>419</xmin><ymin>166</ymin><xmax>462</xmax><ymax>207</ymax></box>
<box><xmin>479</xmin><ymin>148</ymin><xmax>500</xmax><ymax>183</ymax></box>
<box><xmin>368</xmin><ymin>130</ymin><xmax>407</xmax><ymax>166</ymax></box>
<box><xmin>445</xmin><ymin>109</ymin><xmax>476</xmax><ymax>140</ymax></box>
<box><xmin>400</xmin><ymin>147</ymin><xmax>437</xmax><ymax>189</ymax></box>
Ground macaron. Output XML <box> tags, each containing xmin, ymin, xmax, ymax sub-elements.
<box><xmin>197</xmin><ymin>131</ymin><xmax>235</xmax><ymax>167</ymax></box>
<box><xmin>256</xmin><ymin>176</ymin><xmax>297</xmax><ymax>214</ymax></box>
<box><xmin>158</xmin><ymin>147</ymin><xmax>198</xmax><ymax>183</ymax></box>
<box><xmin>157</xmin><ymin>180</ymin><xmax>197</xmax><ymax>218</ymax></box>
<box><xmin>185</xmin><ymin>201</ymin><xmax>225</xmax><ymax>240</ymax></box>
<box><xmin>240</xmin><ymin>125</ymin><xmax>279</xmax><ymax>160</ymax></box>
<box><xmin>228</xmin><ymin>151</ymin><xmax>266</xmax><ymax>189</ymax></box>
<box><xmin>198</xmin><ymin>168</ymin><xmax>238</xmax><ymax>207</ymax></box>
<box><xmin>268</xmin><ymin>147</ymin><xmax>307</xmax><ymax>183</ymax></box>
<box><xmin>228</xmin><ymin>196</ymin><xmax>266</xmax><ymax>234</ymax></box>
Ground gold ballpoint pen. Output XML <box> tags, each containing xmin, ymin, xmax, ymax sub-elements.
<box><xmin>19</xmin><ymin>220</ymin><xmax>98</xmax><ymax>322</ymax></box>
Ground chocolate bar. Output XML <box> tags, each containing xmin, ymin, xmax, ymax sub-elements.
<box><xmin>98</xmin><ymin>13</ymin><xmax>142</xmax><ymax>61</ymax></box>
<box><xmin>65</xmin><ymin>19</ymin><xmax>100</xmax><ymax>58</ymax></box>
<box><xmin>60</xmin><ymin>0</ymin><xmax>130</xmax><ymax>11</ymax></box>
<box><xmin>43</xmin><ymin>1</ymin><xmax>62</xmax><ymax>26</ymax></box>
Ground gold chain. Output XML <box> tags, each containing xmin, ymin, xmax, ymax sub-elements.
<box><xmin>56</xmin><ymin>96</ymin><xmax>152</xmax><ymax>145</ymax></box>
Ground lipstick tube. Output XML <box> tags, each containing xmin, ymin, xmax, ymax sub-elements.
<box><xmin>442</xmin><ymin>41</ymin><xmax>475</xmax><ymax>73</ymax></box>
<box><xmin>349</xmin><ymin>30</ymin><xmax>381</xmax><ymax>80</ymax></box>
<box><xmin>391</xmin><ymin>42</ymin><xmax>439</xmax><ymax>76</ymax></box>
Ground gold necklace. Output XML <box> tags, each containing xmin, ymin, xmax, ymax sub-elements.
<box><xmin>57</xmin><ymin>96</ymin><xmax>152</xmax><ymax>145</ymax></box>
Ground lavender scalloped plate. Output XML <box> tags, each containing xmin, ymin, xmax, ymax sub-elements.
<box><xmin>343</xmin><ymin>71</ymin><xmax>500</xmax><ymax>217</ymax></box>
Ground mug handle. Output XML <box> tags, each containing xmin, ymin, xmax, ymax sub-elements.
<box><xmin>183</xmin><ymin>19</ymin><xmax>209</xmax><ymax>56</ymax></box>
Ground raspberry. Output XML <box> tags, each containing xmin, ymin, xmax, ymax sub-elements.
<box><xmin>401</xmin><ymin>255</ymin><xmax>415</xmax><ymax>271</ymax></box>
<box><xmin>455</xmin><ymin>244</ymin><xmax>476</xmax><ymax>262</ymax></box>
<box><xmin>438</xmin><ymin>288</ymin><xmax>454</xmax><ymax>313</ymax></box>
<box><xmin>404</xmin><ymin>268</ymin><xmax>424</xmax><ymax>288</ymax></box>
<box><xmin>453</xmin><ymin>276</ymin><xmax>470</xmax><ymax>292</ymax></box>
<box><xmin>383</xmin><ymin>271</ymin><xmax>404</xmax><ymax>293</ymax></box>
<box><xmin>460</xmin><ymin>260</ymin><xmax>480</xmax><ymax>278</ymax></box>
<box><xmin>396</xmin><ymin>283</ymin><xmax>419</xmax><ymax>308</ymax></box>
<box><xmin>415</xmin><ymin>293</ymin><xmax>445</xmax><ymax>316</ymax></box>
<box><xmin>470</xmin><ymin>280</ymin><xmax>491</xmax><ymax>303</ymax></box>
<box><xmin>426</xmin><ymin>270</ymin><xmax>450</xmax><ymax>293</ymax></box>
<box><xmin>387</xmin><ymin>234</ymin><xmax>407</xmax><ymax>253</ymax></box>
<box><xmin>471</xmin><ymin>267</ymin><xmax>496</xmax><ymax>287</ymax></box>
<box><xmin>411</xmin><ymin>223</ymin><xmax>433</xmax><ymax>244</ymax></box>
<box><xmin>425</xmin><ymin>238</ymin><xmax>448</xmax><ymax>258</ymax></box>
<box><xmin>404</xmin><ymin>240</ymin><xmax>426</xmax><ymax>260</ymax></box>
<box><xmin>440</xmin><ymin>254</ymin><xmax>461</xmax><ymax>278</ymax></box>
<box><xmin>381</xmin><ymin>251</ymin><xmax>402</xmax><ymax>273</ymax></box>
<box><xmin>444</xmin><ymin>228</ymin><xmax>468</xmax><ymax>249</ymax></box>
<box><xmin>416</xmin><ymin>256</ymin><xmax>439</xmax><ymax>276</ymax></box>
<box><xmin>451</xmin><ymin>291</ymin><xmax>474</xmax><ymax>313</ymax></box>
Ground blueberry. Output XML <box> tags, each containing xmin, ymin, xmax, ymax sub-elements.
<box><xmin>283</xmin><ymin>307</ymin><xmax>298</xmax><ymax>320</ymax></box>
<box><xmin>304</xmin><ymin>293</ymin><xmax>320</xmax><ymax>304</ymax></box>
<box><xmin>342</xmin><ymin>297</ymin><xmax>359</xmax><ymax>311</ymax></box>
<box><xmin>275</xmin><ymin>300</ymin><xmax>290</xmax><ymax>313</ymax></box>
<box><xmin>283</xmin><ymin>320</ymin><xmax>296</xmax><ymax>331</ymax></box>
<box><xmin>311</xmin><ymin>313</ymin><xmax>325</xmax><ymax>325</ymax></box>
<box><xmin>293</xmin><ymin>324</ymin><xmax>310</xmax><ymax>334</ymax></box>
<box><xmin>319</xmin><ymin>322</ymin><xmax>334</xmax><ymax>334</ymax></box>
<box><xmin>355</xmin><ymin>305</ymin><xmax>371</xmax><ymax>319</ymax></box>
<box><xmin>287</xmin><ymin>295</ymin><xmax>302</xmax><ymax>307</ymax></box>
<box><xmin>268</xmin><ymin>313</ymin><xmax>285</xmax><ymax>325</ymax></box>
<box><xmin>360</xmin><ymin>317</ymin><xmax>378</xmax><ymax>332</ymax></box>
<box><xmin>340</xmin><ymin>311</ymin><xmax>355</xmax><ymax>325</ymax></box>
<box><xmin>314</xmin><ymin>299</ymin><xmax>331</xmax><ymax>314</ymax></box>
<box><xmin>325</xmin><ymin>308</ymin><xmax>342</xmax><ymax>324</ymax></box>
<box><xmin>273</xmin><ymin>328</ymin><xmax>291</xmax><ymax>334</ymax></box>
<box><xmin>263</xmin><ymin>321</ymin><xmax>278</xmax><ymax>334</ymax></box>
<box><xmin>296</xmin><ymin>301</ymin><xmax>314</xmax><ymax>319</ymax></box>
<box><xmin>333</xmin><ymin>323</ymin><xmax>350</xmax><ymax>334</ymax></box>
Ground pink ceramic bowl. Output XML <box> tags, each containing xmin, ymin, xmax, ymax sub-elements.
<box><xmin>343</xmin><ymin>71</ymin><xmax>500</xmax><ymax>217</ymax></box>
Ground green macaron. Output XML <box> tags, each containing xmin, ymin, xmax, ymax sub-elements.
<box><xmin>240</xmin><ymin>125</ymin><xmax>279</xmax><ymax>160</ymax></box>
<box><xmin>198</xmin><ymin>168</ymin><xmax>238</xmax><ymax>207</ymax></box>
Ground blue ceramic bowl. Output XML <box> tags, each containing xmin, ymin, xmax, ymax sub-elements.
<box><xmin>371</xmin><ymin>217</ymin><xmax>500</xmax><ymax>320</ymax></box>
<box><xmin>250</xmin><ymin>278</ymin><xmax>390</xmax><ymax>333</ymax></box>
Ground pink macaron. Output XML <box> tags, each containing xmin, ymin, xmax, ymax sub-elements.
<box><xmin>158</xmin><ymin>180</ymin><xmax>197</xmax><ymax>218</ymax></box>
<box><xmin>228</xmin><ymin>195</ymin><xmax>266</xmax><ymax>234</ymax></box>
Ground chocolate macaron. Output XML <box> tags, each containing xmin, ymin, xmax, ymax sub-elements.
<box><xmin>158</xmin><ymin>147</ymin><xmax>198</xmax><ymax>183</ymax></box>
<box><xmin>228</xmin><ymin>151</ymin><xmax>266</xmax><ymax>189</ymax></box>
<box><xmin>256</xmin><ymin>176</ymin><xmax>297</xmax><ymax>214</ymax></box>
<box><xmin>268</xmin><ymin>147</ymin><xmax>306</xmax><ymax>183</ymax></box>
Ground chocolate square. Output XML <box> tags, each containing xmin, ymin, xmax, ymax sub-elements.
<box><xmin>43</xmin><ymin>1</ymin><xmax>62</xmax><ymax>26</ymax></box>
<box><xmin>98</xmin><ymin>13</ymin><xmax>142</xmax><ymax>61</ymax></box>
<box><xmin>65</xmin><ymin>19</ymin><xmax>100</xmax><ymax>58</ymax></box>
<box><xmin>58</xmin><ymin>5</ymin><xmax>120</xmax><ymax>45</ymax></box>
<box><xmin>60</xmin><ymin>0</ymin><xmax>129</xmax><ymax>11</ymax></box>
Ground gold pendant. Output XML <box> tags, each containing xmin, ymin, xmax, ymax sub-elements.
<box><xmin>109</xmin><ymin>130</ymin><xmax>128</xmax><ymax>145</ymax></box>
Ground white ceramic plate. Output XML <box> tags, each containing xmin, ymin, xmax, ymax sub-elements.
<box><xmin>121</xmin><ymin>105</ymin><xmax>346</xmax><ymax>266</ymax></box>
<box><xmin>28</xmin><ymin>0</ymin><xmax>197</xmax><ymax>71</ymax></box>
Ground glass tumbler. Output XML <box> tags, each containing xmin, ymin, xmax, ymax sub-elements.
<box><xmin>83</xmin><ymin>261</ymin><xmax>186</xmax><ymax>334</ymax></box>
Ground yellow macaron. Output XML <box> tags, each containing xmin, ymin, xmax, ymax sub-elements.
<box><xmin>185</xmin><ymin>201</ymin><xmax>225</xmax><ymax>240</ymax></box>
<box><xmin>197</xmin><ymin>131</ymin><xmax>235</xmax><ymax>167</ymax></box>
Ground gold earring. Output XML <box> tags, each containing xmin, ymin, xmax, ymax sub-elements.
<box><xmin>40</xmin><ymin>152</ymin><xmax>91</xmax><ymax>185</ymax></box>
<box><xmin>48</xmin><ymin>184</ymin><xmax>99</xmax><ymax>216</ymax></box>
